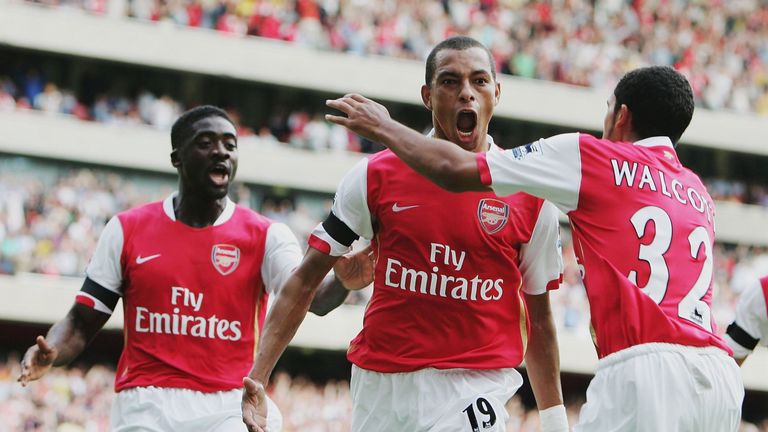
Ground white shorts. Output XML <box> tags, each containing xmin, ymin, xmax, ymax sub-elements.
<box><xmin>574</xmin><ymin>343</ymin><xmax>744</xmax><ymax>432</ymax></box>
<box><xmin>110</xmin><ymin>386</ymin><xmax>283</xmax><ymax>432</ymax></box>
<box><xmin>350</xmin><ymin>365</ymin><xmax>523</xmax><ymax>432</ymax></box>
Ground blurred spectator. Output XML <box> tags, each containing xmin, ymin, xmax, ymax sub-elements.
<box><xmin>32</xmin><ymin>83</ymin><xmax>63</xmax><ymax>114</ymax></box>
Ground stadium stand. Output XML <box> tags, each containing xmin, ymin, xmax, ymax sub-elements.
<box><xmin>0</xmin><ymin>0</ymin><xmax>766</xmax><ymax>430</ymax></box>
<box><xmin>20</xmin><ymin>0</ymin><xmax>768</xmax><ymax>115</ymax></box>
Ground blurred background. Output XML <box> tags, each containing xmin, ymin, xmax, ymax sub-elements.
<box><xmin>0</xmin><ymin>0</ymin><xmax>766</xmax><ymax>430</ymax></box>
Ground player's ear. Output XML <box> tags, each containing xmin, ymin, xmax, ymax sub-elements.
<box><xmin>170</xmin><ymin>148</ymin><xmax>181</xmax><ymax>168</ymax></box>
<box><xmin>421</xmin><ymin>84</ymin><xmax>433</xmax><ymax>111</ymax></box>
<box><xmin>494</xmin><ymin>82</ymin><xmax>501</xmax><ymax>105</ymax></box>
<box><xmin>615</xmin><ymin>104</ymin><xmax>632</xmax><ymax>133</ymax></box>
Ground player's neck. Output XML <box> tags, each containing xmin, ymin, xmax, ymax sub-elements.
<box><xmin>609</xmin><ymin>127</ymin><xmax>641</xmax><ymax>144</ymax></box>
<box><xmin>433</xmin><ymin>130</ymin><xmax>489</xmax><ymax>153</ymax></box>
<box><xmin>173</xmin><ymin>192</ymin><xmax>227</xmax><ymax>228</ymax></box>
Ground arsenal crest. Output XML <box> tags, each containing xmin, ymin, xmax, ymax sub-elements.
<box><xmin>211</xmin><ymin>244</ymin><xmax>240</xmax><ymax>276</ymax></box>
<box><xmin>477</xmin><ymin>199</ymin><xmax>509</xmax><ymax>235</ymax></box>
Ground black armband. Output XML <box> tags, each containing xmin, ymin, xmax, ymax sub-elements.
<box><xmin>726</xmin><ymin>322</ymin><xmax>759</xmax><ymax>350</ymax></box>
<box><xmin>78</xmin><ymin>277</ymin><xmax>120</xmax><ymax>313</ymax></box>
<box><xmin>322</xmin><ymin>211</ymin><xmax>359</xmax><ymax>247</ymax></box>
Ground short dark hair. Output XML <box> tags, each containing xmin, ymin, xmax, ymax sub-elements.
<box><xmin>613</xmin><ymin>66</ymin><xmax>694</xmax><ymax>144</ymax></box>
<box><xmin>170</xmin><ymin>105</ymin><xmax>234</xmax><ymax>149</ymax></box>
<box><xmin>425</xmin><ymin>36</ymin><xmax>496</xmax><ymax>87</ymax></box>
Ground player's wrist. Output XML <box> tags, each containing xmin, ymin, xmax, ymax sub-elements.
<box><xmin>333</xmin><ymin>272</ymin><xmax>350</xmax><ymax>290</ymax></box>
<box><xmin>378</xmin><ymin>117</ymin><xmax>406</xmax><ymax>146</ymax></box>
<box><xmin>539</xmin><ymin>404</ymin><xmax>568</xmax><ymax>432</ymax></box>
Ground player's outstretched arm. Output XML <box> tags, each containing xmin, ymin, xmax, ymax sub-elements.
<box><xmin>18</xmin><ymin>303</ymin><xmax>110</xmax><ymax>386</ymax></box>
<box><xmin>310</xmin><ymin>245</ymin><xmax>375</xmax><ymax>316</ymax></box>
<box><xmin>243</xmin><ymin>248</ymin><xmax>339</xmax><ymax>430</ymax></box>
<box><xmin>524</xmin><ymin>292</ymin><xmax>569</xmax><ymax>432</ymax></box>
<box><xmin>326</xmin><ymin>94</ymin><xmax>488</xmax><ymax>192</ymax></box>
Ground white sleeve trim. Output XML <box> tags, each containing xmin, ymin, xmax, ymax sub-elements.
<box><xmin>486</xmin><ymin>133</ymin><xmax>582</xmax><ymax>213</ymax></box>
<box><xmin>724</xmin><ymin>334</ymin><xmax>754</xmax><ymax>360</ymax></box>
<box><xmin>85</xmin><ymin>216</ymin><xmax>124</xmax><ymax>294</ymax></box>
<box><xmin>331</xmin><ymin>158</ymin><xmax>373</xmax><ymax>240</ymax></box>
<box><xmin>309</xmin><ymin>223</ymin><xmax>354</xmax><ymax>257</ymax></box>
<box><xmin>519</xmin><ymin>201</ymin><xmax>563</xmax><ymax>295</ymax></box>
<box><xmin>261</xmin><ymin>223</ymin><xmax>303</xmax><ymax>294</ymax></box>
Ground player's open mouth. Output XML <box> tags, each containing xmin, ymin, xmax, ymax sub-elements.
<box><xmin>208</xmin><ymin>164</ymin><xmax>230</xmax><ymax>187</ymax></box>
<box><xmin>456</xmin><ymin>110</ymin><xmax>477</xmax><ymax>138</ymax></box>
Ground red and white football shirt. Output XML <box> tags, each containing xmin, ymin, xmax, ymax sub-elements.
<box><xmin>726</xmin><ymin>276</ymin><xmax>768</xmax><ymax>358</ymax></box>
<box><xmin>477</xmin><ymin>133</ymin><xmax>731</xmax><ymax>358</ymax></box>
<box><xmin>310</xmin><ymin>138</ymin><xmax>563</xmax><ymax>373</ymax></box>
<box><xmin>78</xmin><ymin>194</ymin><xmax>302</xmax><ymax>392</ymax></box>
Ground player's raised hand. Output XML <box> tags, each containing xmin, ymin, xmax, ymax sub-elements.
<box><xmin>242</xmin><ymin>377</ymin><xmax>268</xmax><ymax>432</ymax></box>
<box><xmin>326</xmin><ymin>94</ymin><xmax>391</xmax><ymax>143</ymax></box>
<box><xmin>18</xmin><ymin>336</ymin><xmax>58</xmax><ymax>386</ymax></box>
<box><xmin>334</xmin><ymin>245</ymin><xmax>375</xmax><ymax>290</ymax></box>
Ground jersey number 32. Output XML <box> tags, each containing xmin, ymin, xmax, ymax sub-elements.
<box><xmin>627</xmin><ymin>206</ymin><xmax>713</xmax><ymax>332</ymax></box>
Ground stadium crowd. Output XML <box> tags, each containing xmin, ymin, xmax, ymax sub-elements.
<box><xmin>705</xmin><ymin>178</ymin><xmax>768</xmax><ymax>207</ymax></box>
<box><xmin>0</xmin><ymin>356</ymin><xmax>766</xmax><ymax>431</ymax></box>
<box><xmin>0</xmin><ymin>74</ymin><xmax>376</xmax><ymax>153</ymax></box>
<box><xmin>19</xmin><ymin>0</ymin><xmax>768</xmax><ymax>116</ymax></box>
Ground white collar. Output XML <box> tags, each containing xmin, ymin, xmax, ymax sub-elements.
<box><xmin>162</xmin><ymin>192</ymin><xmax>236</xmax><ymax>226</ymax></box>
<box><xmin>426</xmin><ymin>128</ymin><xmax>496</xmax><ymax>150</ymax></box>
<box><xmin>633</xmin><ymin>136</ymin><xmax>675</xmax><ymax>149</ymax></box>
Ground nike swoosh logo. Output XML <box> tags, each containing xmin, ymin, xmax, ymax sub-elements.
<box><xmin>392</xmin><ymin>203</ymin><xmax>419</xmax><ymax>213</ymax></box>
<box><xmin>136</xmin><ymin>254</ymin><xmax>161</xmax><ymax>264</ymax></box>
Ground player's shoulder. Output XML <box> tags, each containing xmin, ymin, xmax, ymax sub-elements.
<box><xmin>367</xmin><ymin>149</ymin><xmax>405</xmax><ymax>171</ymax></box>
<box><xmin>757</xmin><ymin>276</ymin><xmax>768</xmax><ymax>308</ymax></box>
<box><xmin>231</xmin><ymin>204</ymin><xmax>274</xmax><ymax>229</ymax></box>
<box><xmin>737</xmin><ymin>276</ymin><xmax>768</xmax><ymax>318</ymax></box>
<box><xmin>573</xmin><ymin>132</ymin><xmax>628</xmax><ymax>155</ymax></box>
<box><xmin>117</xmin><ymin>200</ymin><xmax>165</xmax><ymax>224</ymax></box>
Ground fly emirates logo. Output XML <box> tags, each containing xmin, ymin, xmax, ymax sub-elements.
<box><xmin>384</xmin><ymin>243</ymin><xmax>504</xmax><ymax>301</ymax></box>
<box><xmin>135</xmin><ymin>286</ymin><xmax>242</xmax><ymax>341</ymax></box>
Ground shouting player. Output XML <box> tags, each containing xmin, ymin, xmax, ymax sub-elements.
<box><xmin>243</xmin><ymin>37</ymin><xmax>568</xmax><ymax>432</ymax></box>
<box><xmin>726</xmin><ymin>275</ymin><xmax>768</xmax><ymax>365</ymax></box>
<box><xmin>18</xmin><ymin>105</ymin><xmax>372</xmax><ymax>431</ymax></box>
<box><xmin>325</xmin><ymin>66</ymin><xmax>745</xmax><ymax>431</ymax></box>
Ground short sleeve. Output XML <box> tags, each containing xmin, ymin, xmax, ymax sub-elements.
<box><xmin>726</xmin><ymin>278</ymin><xmax>768</xmax><ymax>358</ymax></box>
<box><xmin>519</xmin><ymin>201</ymin><xmax>564</xmax><ymax>295</ymax></box>
<box><xmin>478</xmin><ymin>133</ymin><xmax>582</xmax><ymax>213</ymax></box>
<box><xmin>85</xmin><ymin>216</ymin><xmax>125</xmax><ymax>294</ymax></box>
<box><xmin>309</xmin><ymin>158</ymin><xmax>373</xmax><ymax>256</ymax></box>
<box><xmin>261</xmin><ymin>223</ymin><xmax>303</xmax><ymax>294</ymax></box>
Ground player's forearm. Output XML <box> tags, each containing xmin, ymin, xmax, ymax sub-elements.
<box><xmin>525</xmin><ymin>328</ymin><xmax>563</xmax><ymax>409</ymax></box>
<box><xmin>309</xmin><ymin>275</ymin><xmax>349</xmax><ymax>316</ymax></box>
<box><xmin>378</xmin><ymin>119</ymin><xmax>486</xmax><ymax>192</ymax></box>
<box><xmin>48</xmin><ymin>305</ymin><xmax>109</xmax><ymax>366</ymax></box>
<box><xmin>523</xmin><ymin>295</ymin><xmax>563</xmax><ymax>410</ymax></box>
<box><xmin>249</xmin><ymin>272</ymin><xmax>325</xmax><ymax>384</ymax></box>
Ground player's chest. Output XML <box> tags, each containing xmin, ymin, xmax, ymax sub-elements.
<box><xmin>121</xmin><ymin>226</ymin><xmax>262</xmax><ymax>294</ymax></box>
<box><xmin>371</xmin><ymin>179</ymin><xmax>534</xmax><ymax>247</ymax></box>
